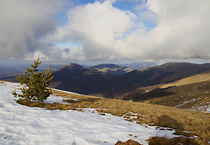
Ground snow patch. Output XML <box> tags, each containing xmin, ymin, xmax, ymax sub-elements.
<box><xmin>44</xmin><ymin>96</ymin><xmax>69</xmax><ymax>104</ymax></box>
<box><xmin>191</xmin><ymin>104</ymin><xmax>210</xmax><ymax>113</ymax></box>
<box><xmin>0</xmin><ymin>82</ymin><xmax>181</xmax><ymax>145</ymax></box>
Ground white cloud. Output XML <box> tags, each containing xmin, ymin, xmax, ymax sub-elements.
<box><xmin>59</xmin><ymin>47</ymin><xmax>86</xmax><ymax>61</ymax></box>
<box><xmin>110</xmin><ymin>0</ymin><xmax>210</xmax><ymax>60</ymax></box>
<box><xmin>142</xmin><ymin>0</ymin><xmax>210</xmax><ymax>59</ymax></box>
<box><xmin>0</xmin><ymin>0</ymin><xmax>63</xmax><ymax>60</ymax></box>
<box><xmin>1</xmin><ymin>0</ymin><xmax>210</xmax><ymax>63</ymax></box>
<box><xmin>51</xmin><ymin>0</ymin><xmax>210</xmax><ymax>62</ymax></box>
<box><xmin>69</xmin><ymin>1</ymin><xmax>134</xmax><ymax>43</ymax></box>
<box><xmin>24</xmin><ymin>50</ymin><xmax>50</xmax><ymax>61</ymax></box>
<box><xmin>50</xmin><ymin>0</ymin><xmax>136</xmax><ymax>60</ymax></box>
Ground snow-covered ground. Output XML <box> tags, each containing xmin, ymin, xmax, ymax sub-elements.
<box><xmin>0</xmin><ymin>81</ymin><xmax>179</xmax><ymax>145</ymax></box>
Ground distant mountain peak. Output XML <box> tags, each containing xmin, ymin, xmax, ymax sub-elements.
<box><xmin>55</xmin><ymin>63</ymin><xmax>84</xmax><ymax>72</ymax></box>
<box><xmin>157</xmin><ymin>62</ymin><xmax>204</xmax><ymax>73</ymax></box>
<box><xmin>66</xmin><ymin>63</ymin><xmax>83</xmax><ymax>68</ymax></box>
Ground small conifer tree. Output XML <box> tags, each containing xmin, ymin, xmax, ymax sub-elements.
<box><xmin>12</xmin><ymin>58</ymin><xmax>53</xmax><ymax>102</ymax></box>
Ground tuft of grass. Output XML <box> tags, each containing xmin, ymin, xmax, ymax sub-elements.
<box><xmin>16</xmin><ymin>98</ymin><xmax>77</xmax><ymax>110</ymax></box>
<box><xmin>115</xmin><ymin>139</ymin><xmax>142</xmax><ymax>145</ymax></box>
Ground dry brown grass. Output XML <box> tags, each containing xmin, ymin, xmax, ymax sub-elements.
<box><xmin>17</xmin><ymin>89</ymin><xmax>210</xmax><ymax>145</ymax></box>
<box><xmin>54</xmin><ymin>90</ymin><xmax>210</xmax><ymax>145</ymax></box>
<box><xmin>16</xmin><ymin>99</ymin><xmax>78</xmax><ymax>110</ymax></box>
<box><xmin>115</xmin><ymin>139</ymin><xmax>142</xmax><ymax>145</ymax></box>
<box><xmin>147</xmin><ymin>80</ymin><xmax>210</xmax><ymax>113</ymax></box>
<box><xmin>148</xmin><ymin>136</ymin><xmax>199</xmax><ymax>145</ymax></box>
<box><xmin>160</xmin><ymin>72</ymin><xmax>210</xmax><ymax>89</ymax></box>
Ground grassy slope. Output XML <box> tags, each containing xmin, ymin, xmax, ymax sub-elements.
<box><xmin>160</xmin><ymin>72</ymin><xmax>210</xmax><ymax>89</ymax></box>
<box><xmin>18</xmin><ymin>89</ymin><xmax>210</xmax><ymax>145</ymax></box>
<box><xmin>146</xmin><ymin>73</ymin><xmax>210</xmax><ymax>112</ymax></box>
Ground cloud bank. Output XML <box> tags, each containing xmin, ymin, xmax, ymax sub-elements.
<box><xmin>1</xmin><ymin>0</ymin><xmax>210</xmax><ymax>62</ymax></box>
<box><xmin>0</xmin><ymin>0</ymin><xmax>62</xmax><ymax>60</ymax></box>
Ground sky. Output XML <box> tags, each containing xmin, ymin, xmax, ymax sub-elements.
<box><xmin>0</xmin><ymin>0</ymin><xmax>210</xmax><ymax>65</ymax></box>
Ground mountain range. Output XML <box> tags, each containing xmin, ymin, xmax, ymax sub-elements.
<box><xmin>49</xmin><ymin>62</ymin><xmax>210</xmax><ymax>100</ymax></box>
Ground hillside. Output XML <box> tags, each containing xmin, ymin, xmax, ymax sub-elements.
<box><xmin>160</xmin><ymin>71</ymin><xmax>210</xmax><ymax>89</ymax></box>
<box><xmin>50</xmin><ymin>63</ymin><xmax>115</xmax><ymax>95</ymax></box>
<box><xmin>49</xmin><ymin>62</ymin><xmax>210</xmax><ymax>99</ymax></box>
<box><xmin>1</xmin><ymin>81</ymin><xmax>209</xmax><ymax>144</ymax></box>
<box><xmin>142</xmin><ymin>72</ymin><xmax>210</xmax><ymax>113</ymax></box>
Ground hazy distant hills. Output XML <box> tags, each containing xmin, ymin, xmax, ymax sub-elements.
<box><xmin>0</xmin><ymin>66</ymin><xmax>22</xmax><ymax>78</ymax></box>
<box><xmin>122</xmin><ymin>62</ymin><xmax>156</xmax><ymax>70</ymax></box>
<box><xmin>90</xmin><ymin>64</ymin><xmax>132</xmax><ymax>75</ymax></box>
<box><xmin>0</xmin><ymin>64</ymin><xmax>63</xmax><ymax>78</ymax></box>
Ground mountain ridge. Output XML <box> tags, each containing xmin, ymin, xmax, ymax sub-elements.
<box><xmin>50</xmin><ymin>63</ymin><xmax>115</xmax><ymax>95</ymax></box>
<box><xmin>49</xmin><ymin>62</ymin><xmax>210</xmax><ymax>99</ymax></box>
